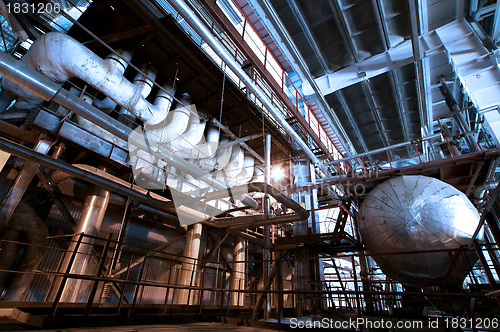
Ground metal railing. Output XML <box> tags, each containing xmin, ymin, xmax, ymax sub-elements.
<box><xmin>1</xmin><ymin>232</ymin><xmax>498</xmax><ymax>321</ymax></box>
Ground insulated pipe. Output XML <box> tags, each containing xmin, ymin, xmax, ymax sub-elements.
<box><xmin>229</xmin><ymin>236</ymin><xmax>246</xmax><ymax>306</ymax></box>
<box><xmin>175</xmin><ymin>223</ymin><xmax>203</xmax><ymax>304</ymax></box>
<box><xmin>169</xmin><ymin>111</ymin><xmax>208</xmax><ymax>154</ymax></box>
<box><xmin>212</xmin><ymin>136</ymin><xmax>233</xmax><ymax>170</ymax></box>
<box><xmin>324</xmin><ymin>134</ymin><xmax>442</xmax><ymax>166</ymax></box>
<box><xmin>1</xmin><ymin>32</ymin><xmax>171</xmax><ymax>125</ymax></box>
<box><xmin>438</xmin><ymin>76</ymin><xmax>478</xmax><ymax>152</ymax></box>
<box><xmin>192</xmin><ymin>124</ymin><xmax>220</xmax><ymax>161</ymax></box>
<box><xmin>145</xmin><ymin>93</ymin><xmax>191</xmax><ymax>145</ymax></box>
<box><xmin>474</xmin><ymin>181</ymin><xmax>500</xmax><ymax>200</ymax></box>
<box><xmin>0</xmin><ymin>202</ymin><xmax>48</xmax><ymax>301</ymax></box>
<box><xmin>60</xmin><ymin>186</ymin><xmax>110</xmax><ymax>302</ymax></box>
<box><xmin>117</xmin><ymin>64</ymin><xmax>158</xmax><ymax>122</ymax></box>
<box><xmin>219</xmin><ymin>145</ymin><xmax>244</xmax><ymax>183</ymax></box>
<box><xmin>168</xmin><ymin>0</ymin><xmax>322</xmax><ymax>166</ymax></box>
<box><xmin>202</xmin><ymin>182</ymin><xmax>309</xmax><ymax>229</ymax></box>
<box><xmin>0</xmin><ymin>52</ymin><xmax>231</xmax><ymax>191</ymax></box>
<box><xmin>0</xmin><ymin>52</ymin><xmax>258</xmax><ymax>213</ymax></box>
<box><xmin>231</xmin><ymin>154</ymin><xmax>254</xmax><ymax>186</ymax></box>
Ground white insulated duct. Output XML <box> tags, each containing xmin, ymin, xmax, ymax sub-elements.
<box><xmin>1</xmin><ymin>32</ymin><xmax>172</xmax><ymax>125</ymax></box>
<box><xmin>145</xmin><ymin>93</ymin><xmax>191</xmax><ymax>146</ymax></box>
<box><xmin>169</xmin><ymin>111</ymin><xmax>208</xmax><ymax>155</ymax></box>
<box><xmin>0</xmin><ymin>31</ymin><xmax>259</xmax><ymax>223</ymax></box>
<box><xmin>217</xmin><ymin>145</ymin><xmax>244</xmax><ymax>184</ymax></box>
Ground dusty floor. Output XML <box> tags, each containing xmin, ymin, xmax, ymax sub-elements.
<box><xmin>25</xmin><ymin>322</ymin><xmax>267</xmax><ymax>331</ymax></box>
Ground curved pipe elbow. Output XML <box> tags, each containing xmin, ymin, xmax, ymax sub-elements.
<box><xmin>228</xmin><ymin>154</ymin><xmax>254</xmax><ymax>186</ymax></box>
<box><xmin>145</xmin><ymin>93</ymin><xmax>191</xmax><ymax>144</ymax></box>
<box><xmin>169</xmin><ymin>112</ymin><xmax>208</xmax><ymax>154</ymax></box>
<box><xmin>3</xmin><ymin>32</ymin><xmax>174</xmax><ymax>125</ymax></box>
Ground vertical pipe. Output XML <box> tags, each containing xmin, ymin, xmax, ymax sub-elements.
<box><xmin>229</xmin><ymin>236</ymin><xmax>246</xmax><ymax>306</ymax></box>
<box><xmin>176</xmin><ymin>223</ymin><xmax>203</xmax><ymax>304</ymax></box>
<box><xmin>264</xmin><ymin>133</ymin><xmax>271</xmax><ymax>317</ymax></box>
<box><xmin>60</xmin><ymin>186</ymin><xmax>110</xmax><ymax>303</ymax></box>
<box><xmin>438</xmin><ymin>76</ymin><xmax>477</xmax><ymax>152</ymax></box>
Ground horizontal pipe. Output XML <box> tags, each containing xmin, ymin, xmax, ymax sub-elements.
<box><xmin>0</xmin><ymin>136</ymin><xmax>176</xmax><ymax>216</ymax></box>
<box><xmin>0</xmin><ymin>52</ymin><xmax>260</xmax><ymax>216</ymax></box>
<box><xmin>324</xmin><ymin>133</ymin><xmax>442</xmax><ymax>166</ymax></box>
<box><xmin>202</xmin><ymin>182</ymin><xmax>309</xmax><ymax>229</ymax></box>
<box><xmin>0</xmin><ymin>51</ymin><xmax>231</xmax><ymax>191</ymax></box>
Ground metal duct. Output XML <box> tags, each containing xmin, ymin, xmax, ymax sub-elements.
<box><xmin>145</xmin><ymin>93</ymin><xmax>191</xmax><ymax>145</ymax></box>
<box><xmin>359</xmin><ymin>175</ymin><xmax>482</xmax><ymax>285</ymax></box>
<box><xmin>0</xmin><ymin>202</ymin><xmax>48</xmax><ymax>301</ymax></box>
<box><xmin>1</xmin><ymin>32</ymin><xmax>173</xmax><ymax>125</ymax></box>
<box><xmin>218</xmin><ymin>145</ymin><xmax>244</xmax><ymax>183</ymax></box>
<box><xmin>211</xmin><ymin>136</ymin><xmax>233</xmax><ymax>170</ymax></box>
<box><xmin>169</xmin><ymin>110</ymin><xmax>209</xmax><ymax>157</ymax></box>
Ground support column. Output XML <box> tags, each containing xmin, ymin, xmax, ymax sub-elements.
<box><xmin>176</xmin><ymin>222</ymin><xmax>203</xmax><ymax>304</ymax></box>
<box><xmin>60</xmin><ymin>186</ymin><xmax>110</xmax><ymax>302</ymax></box>
<box><xmin>229</xmin><ymin>236</ymin><xmax>246</xmax><ymax>306</ymax></box>
<box><xmin>0</xmin><ymin>135</ymin><xmax>53</xmax><ymax>226</ymax></box>
<box><xmin>263</xmin><ymin>133</ymin><xmax>272</xmax><ymax>317</ymax></box>
<box><xmin>292</xmin><ymin>158</ymin><xmax>316</xmax><ymax>313</ymax></box>
<box><xmin>438</xmin><ymin>76</ymin><xmax>477</xmax><ymax>152</ymax></box>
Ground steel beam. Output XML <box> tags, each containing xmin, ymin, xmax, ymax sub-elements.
<box><xmin>245</xmin><ymin>0</ymin><xmax>357</xmax><ymax>157</ymax></box>
<box><xmin>389</xmin><ymin>71</ymin><xmax>411</xmax><ymax>142</ymax></box>
<box><xmin>408</xmin><ymin>0</ymin><xmax>428</xmax><ymax>131</ymax></box>
<box><xmin>335</xmin><ymin>90</ymin><xmax>371</xmax><ymax>157</ymax></box>
<box><xmin>285</xmin><ymin>0</ymin><xmax>330</xmax><ymax>73</ymax></box>
<box><xmin>492</xmin><ymin>0</ymin><xmax>500</xmax><ymax>42</ymax></box>
<box><xmin>0</xmin><ymin>135</ymin><xmax>53</xmax><ymax>226</ymax></box>
<box><xmin>360</xmin><ymin>81</ymin><xmax>390</xmax><ymax>147</ymax></box>
<box><xmin>327</xmin><ymin>0</ymin><xmax>359</xmax><ymax>62</ymax></box>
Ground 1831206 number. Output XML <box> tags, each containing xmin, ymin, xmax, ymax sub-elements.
<box><xmin>6</xmin><ymin>2</ymin><xmax>61</xmax><ymax>14</ymax></box>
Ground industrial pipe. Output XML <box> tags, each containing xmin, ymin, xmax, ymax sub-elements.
<box><xmin>474</xmin><ymin>181</ymin><xmax>500</xmax><ymax>200</ymax></box>
<box><xmin>202</xmin><ymin>182</ymin><xmax>309</xmax><ymax>229</ymax></box>
<box><xmin>2</xmin><ymin>32</ymin><xmax>173</xmax><ymax>125</ymax></box>
<box><xmin>168</xmin><ymin>0</ymin><xmax>322</xmax><ymax>166</ymax></box>
<box><xmin>0</xmin><ymin>136</ymin><xmax>178</xmax><ymax>216</ymax></box>
<box><xmin>60</xmin><ymin>186</ymin><xmax>110</xmax><ymax>302</ymax></box>
<box><xmin>229</xmin><ymin>236</ymin><xmax>246</xmax><ymax>306</ymax></box>
<box><xmin>175</xmin><ymin>223</ymin><xmax>203</xmax><ymax>304</ymax></box>
<box><xmin>438</xmin><ymin>76</ymin><xmax>478</xmax><ymax>153</ymax></box>
<box><xmin>324</xmin><ymin>133</ymin><xmax>442</xmax><ymax>166</ymax></box>
<box><xmin>0</xmin><ymin>51</ymin><xmax>231</xmax><ymax>191</ymax></box>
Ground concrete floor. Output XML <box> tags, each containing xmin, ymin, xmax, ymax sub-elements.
<box><xmin>26</xmin><ymin>322</ymin><xmax>267</xmax><ymax>331</ymax></box>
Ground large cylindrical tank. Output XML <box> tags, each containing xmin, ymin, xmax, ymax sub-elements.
<box><xmin>359</xmin><ymin>175</ymin><xmax>481</xmax><ymax>285</ymax></box>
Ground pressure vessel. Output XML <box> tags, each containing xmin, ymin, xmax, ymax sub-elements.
<box><xmin>359</xmin><ymin>175</ymin><xmax>481</xmax><ymax>285</ymax></box>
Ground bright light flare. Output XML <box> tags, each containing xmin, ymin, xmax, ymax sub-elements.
<box><xmin>271</xmin><ymin>167</ymin><xmax>285</xmax><ymax>181</ymax></box>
